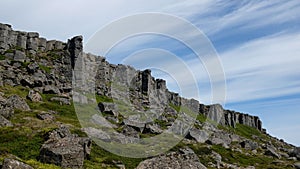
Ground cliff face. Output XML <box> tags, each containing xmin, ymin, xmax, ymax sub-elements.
<box><xmin>0</xmin><ymin>22</ymin><xmax>262</xmax><ymax>131</ymax></box>
<box><xmin>3</xmin><ymin>23</ymin><xmax>299</xmax><ymax>169</ymax></box>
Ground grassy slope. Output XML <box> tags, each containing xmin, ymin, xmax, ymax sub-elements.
<box><xmin>0</xmin><ymin>85</ymin><xmax>296</xmax><ymax>169</ymax></box>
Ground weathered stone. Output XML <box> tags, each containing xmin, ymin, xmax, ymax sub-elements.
<box><xmin>136</xmin><ymin>147</ymin><xmax>207</xmax><ymax>169</ymax></box>
<box><xmin>20</xmin><ymin>77</ymin><xmax>34</xmax><ymax>88</ymax></box>
<box><xmin>240</xmin><ymin>140</ymin><xmax>258</xmax><ymax>150</ymax></box>
<box><xmin>98</xmin><ymin>102</ymin><xmax>117</xmax><ymax>116</ymax></box>
<box><xmin>91</xmin><ymin>114</ymin><xmax>116</xmax><ymax>128</ymax></box>
<box><xmin>46</xmin><ymin>40</ymin><xmax>56</xmax><ymax>51</ymax></box>
<box><xmin>264</xmin><ymin>147</ymin><xmax>281</xmax><ymax>159</ymax></box>
<box><xmin>188</xmin><ymin>128</ymin><xmax>209</xmax><ymax>143</ymax></box>
<box><xmin>27</xmin><ymin>90</ymin><xmax>42</xmax><ymax>102</ymax></box>
<box><xmin>0</xmin><ymin>95</ymin><xmax>14</xmax><ymax>119</ymax></box>
<box><xmin>26</xmin><ymin>62</ymin><xmax>39</xmax><ymax>74</ymax></box>
<box><xmin>37</xmin><ymin>111</ymin><xmax>55</xmax><ymax>121</ymax></box>
<box><xmin>44</xmin><ymin>85</ymin><xmax>60</xmax><ymax>94</ymax></box>
<box><xmin>145</xmin><ymin>123</ymin><xmax>163</xmax><ymax>134</ymax></box>
<box><xmin>7</xmin><ymin>94</ymin><xmax>30</xmax><ymax>111</ymax></box>
<box><xmin>67</xmin><ymin>35</ymin><xmax>83</xmax><ymax>69</ymax></box>
<box><xmin>2</xmin><ymin>158</ymin><xmax>33</xmax><ymax>169</ymax></box>
<box><xmin>206</xmin><ymin>104</ymin><xmax>224</xmax><ymax>124</ymax></box>
<box><xmin>289</xmin><ymin>147</ymin><xmax>300</xmax><ymax>160</ymax></box>
<box><xmin>294</xmin><ymin>162</ymin><xmax>300</xmax><ymax>169</ymax></box>
<box><xmin>16</xmin><ymin>31</ymin><xmax>27</xmax><ymax>49</ymax></box>
<box><xmin>38</xmin><ymin>37</ymin><xmax>47</xmax><ymax>51</ymax></box>
<box><xmin>39</xmin><ymin>126</ymin><xmax>92</xmax><ymax>169</ymax></box>
<box><xmin>0</xmin><ymin>115</ymin><xmax>13</xmax><ymax>127</ymax></box>
<box><xmin>123</xmin><ymin>115</ymin><xmax>146</xmax><ymax>132</ymax></box>
<box><xmin>13</xmin><ymin>50</ymin><xmax>26</xmax><ymax>62</ymax></box>
<box><xmin>26</xmin><ymin>32</ymin><xmax>39</xmax><ymax>51</ymax></box>
<box><xmin>50</xmin><ymin>97</ymin><xmax>70</xmax><ymax>105</ymax></box>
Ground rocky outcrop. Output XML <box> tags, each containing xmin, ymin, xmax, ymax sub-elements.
<box><xmin>0</xmin><ymin>22</ymin><xmax>264</xmax><ymax>133</ymax></box>
<box><xmin>136</xmin><ymin>147</ymin><xmax>207</xmax><ymax>169</ymax></box>
<box><xmin>200</xmin><ymin>104</ymin><xmax>262</xmax><ymax>131</ymax></box>
<box><xmin>7</xmin><ymin>94</ymin><xmax>31</xmax><ymax>111</ymax></box>
<box><xmin>0</xmin><ymin>115</ymin><xmax>13</xmax><ymax>127</ymax></box>
<box><xmin>0</xmin><ymin>23</ymin><xmax>65</xmax><ymax>55</ymax></box>
<box><xmin>27</xmin><ymin>90</ymin><xmax>42</xmax><ymax>102</ymax></box>
<box><xmin>39</xmin><ymin>126</ymin><xmax>92</xmax><ymax>169</ymax></box>
<box><xmin>290</xmin><ymin>147</ymin><xmax>300</xmax><ymax>160</ymax></box>
<box><xmin>1</xmin><ymin>158</ymin><xmax>33</xmax><ymax>169</ymax></box>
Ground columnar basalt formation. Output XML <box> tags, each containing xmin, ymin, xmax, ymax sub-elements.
<box><xmin>0</xmin><ymin>22</ymin><xmax>263</xmax><ymax>131</ymax></box>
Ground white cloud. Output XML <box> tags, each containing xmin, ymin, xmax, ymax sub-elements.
<box><xmin>221</xmin><ymin>31</ymin><xmax>300</xmax><ymax>103</ymax></box>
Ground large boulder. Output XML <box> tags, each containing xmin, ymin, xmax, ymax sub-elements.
<box><xmin>0</xmin><ymin>115</ymin><xmax>13</xmax><ymax>127</ymax></box>
<box><xmin>7</xmin><ymin>94</ymin><xmax>30</xmax><ymax>111</ymax></box>
<box><xmin>0</xmin><ymin>95</ymin><xmax>14</xmax><ymax>119</ymax></box>
<box><xmin>264</xmin><ymin>146</ymin><xmax>281</xmax><ymax>159</ymax></box>
<box><xmin>27</xmin><ymin>90</ymin><xmax>42</xmax><ymax>102</ymax></box>
<box><xmin>290</xmin><ymin>147</ymin><xmax>300</xmax><ymax>160</ymax></box>
<box><xmin>136</xmin><ymin>147</ymin><xmax>207</xmax><ymax>169</ymax></box>
<box><xmin>39</xmin><ymin>126</ymin><xmax>91</xmax><ymax>169</ymax></box>
<box><xmin>188</xmin><ymin>128</ymin><xmax>209</xmax><ymax>143</ymax></box>
<box><xmin>240</xmin><ymin>140</ymin><xmax>258</xmax><ymax>150</ymax></box>
<box><xmin>2</xmin><ymin>158</ymin><xmax>33</xmax><ymax>169</ymax></box>
<box><xmin>43</xmin><ymin>85</ymin><xmax>60</xmax><ymax>94</ymax></box>
<box><xmin>50</xmin><ymin>97</ymin><xmax>70</xmax><ymax>105</ymax></box>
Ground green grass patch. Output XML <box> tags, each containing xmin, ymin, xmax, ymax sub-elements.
<box><xmin>25</xmin><ymin>159</ymin><xmax>61</xmax><ymax>169</ymax></box>
<box><xmin>39</xmin><ymin>64</ymin><xmax>52</xmax><ymax>74</ymax></box>
<box><xmin>96</xmin><ymin>95</ymin><xmax>113</xmax><ymax>103</ymax></box>
<box><xmin>0</xmin><ymin>127</ymin><xmax>45</xmax><ymax>160</ymax></box>
<box><xmin>0</xmin><ymin>55</ymin><xmax>6</xmax><ymax>60</ymax></box>
<box><xmin>0</xmin><ymin>85</ymin><xmax>29</xmax><ymax>98</ymax></box>
<box><xmin>169</xmin><ymin>103</ymin><xmax>181</xmax><ymax>112</ymax></box>
<box><xmin>234</xmin><ymin>123</ymin><xmax>263</xmax><ymax>139</ymax></box>
<box><xmin>84</xmin><ymin>143</ymin><xmax>144</xmax><ymax>169</ymax></box>
<box><xmin>196</xmin><ymin>113</ymin><xmax>207</xmax><ymax>123</ymax></box>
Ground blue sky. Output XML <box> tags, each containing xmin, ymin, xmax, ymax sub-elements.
<box><xmin>0</xmin><ymin>0</ymin><xmax>299</xmax><ymax>146</ymax></box>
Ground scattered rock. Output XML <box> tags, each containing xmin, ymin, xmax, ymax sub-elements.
<box><xmin>290</xmin><ymin>147</ymin><xmax>300</xmax><ymax>160</ymax></box>
<box><xmin>0</xmin><ymin>95</ymin><xmax>14</xmax><ymax>119</ymax></box>
<box><xmin>122</xmin><ymin>125</ymin><xmax>140</xmax><ymax>138</ymax></box>
<box><xmin>37</xmin><ymin>111</ymin><xmax>55</xmax><ymax>121</ymax></box>
<box><xmin>0</xmin><ymin>115</ymin><xmax>13</xmax><ymax>127</ymax></box>
<box><xmin>188</xmin><ymin>128</ymin><xmax>209</xmax><ymax>143</ymax></box>
<box><xmin>136</xmin><ymin>147</ymin><xmax>207</xmax><ymax>169</ymax></box>
<box><xmin>50</xmin><ymin>97</ymin><xmax>70</xmax><ymax>105</ymax></box>
<box><xmin>98</xmin><ymin>102</ymin><xmax>117</xmax><ymax>116</ymax></box>
<box><xmin>13</xmin><ymin>50</ymin><xmax>26</xmax><ymax>62</ymax></box>
<box><xmin>145</xmin><ymin>123</ymin><xmax>163</xmax><ymax>134</ymax></box>
<box><xmin>264</xmin><ymin>147</ymin><xmax>281</xmax><ymax>159</ymax></box>
<box><xmin>27</xmin><ymin>90</ymin><xmax>42</xmax><ymax>102</ymax></box>
<box><xmin>2</xmin><ymin>158</ymin><xmax>33</xmax><ymax>169</ymax></box>
<box><xmin>240</xmin><ymin>140</ymin><xmax>258</xmax><ymax>150</ymax></box>
<box><xmin>43</xmin><ymin>85</ymin><xmax>60</xmax><ymax>94</ymax></box>
<box><xmin>7</xmin><ymin>94</ymin><xmax>30</xmax><ymax>111</ymax></box>
<box><xmin>123</xmin><ymin>115</ymin><xmax>145</xmax><ymax>133</ymax></box>
<box><xmin>39</xmin><ymin>126</ymin><xmax>92</xmax><ymax>168</ymax></box>
<box><xmin>294</xmin><ymin>162</ymin><xmax>300</xmax><ymax>169</ymax></box>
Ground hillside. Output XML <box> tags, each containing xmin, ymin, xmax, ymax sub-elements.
<box><xmin>0</xmin><ymin>23</ymin><xmax>300</xmax><ymax>169</ymax></box>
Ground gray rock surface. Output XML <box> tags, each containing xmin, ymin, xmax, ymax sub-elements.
<box><xmin>27</xmin><ymin>90</ymin><xmax>42</xmax><ymax>102</ymax></box>
<box><xmin>7</xmin><ymin>94</ymin><xmax>30</xmax><ymax>111</ymax></box>
<box><xmin>295</xmin><ymin>162</ymin><xmax>300</xmax><ymax>169</ymax></box>
<box><xmin>136</xmin><ymin>147</ymin><xmax>207</xmax><ymax>169</ymax></box>
<box><xmin>240</xmin><ymin>140</ymin><xmax>258</xmax><ymax>150</ymax></box>
<box><xmin>50</xmin><ymin>97</ymin><xmax>71</xmax><ymax>105</ymax></box>
<box><xmin>2</xmin><ymin>158</ymin><xmax>33</xmax><ymax>169</ymax></box>
<box><xmin>188</xmin><ymin>128</ymin><xmax>209</xmax><ymax>143</ymax></box>
<box><xmin>39</xmin><ymin>126</ymin><xmax>92</xmax><ymax>169</ymax></box>
<box><xmin>0</xmin><ymin>115</ymin><xmax>13</xmax><ymax>127</ymax></box>
<box><xmin>37</xmin><ymin>111</ymin><xmax>55</xmax><ymax>121</ymax></box>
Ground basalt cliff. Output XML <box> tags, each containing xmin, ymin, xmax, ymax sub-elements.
<box><xmin>0</xmin><ymin>23</ymin><xmax>299</xmax><ymax>169</ymax></box>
